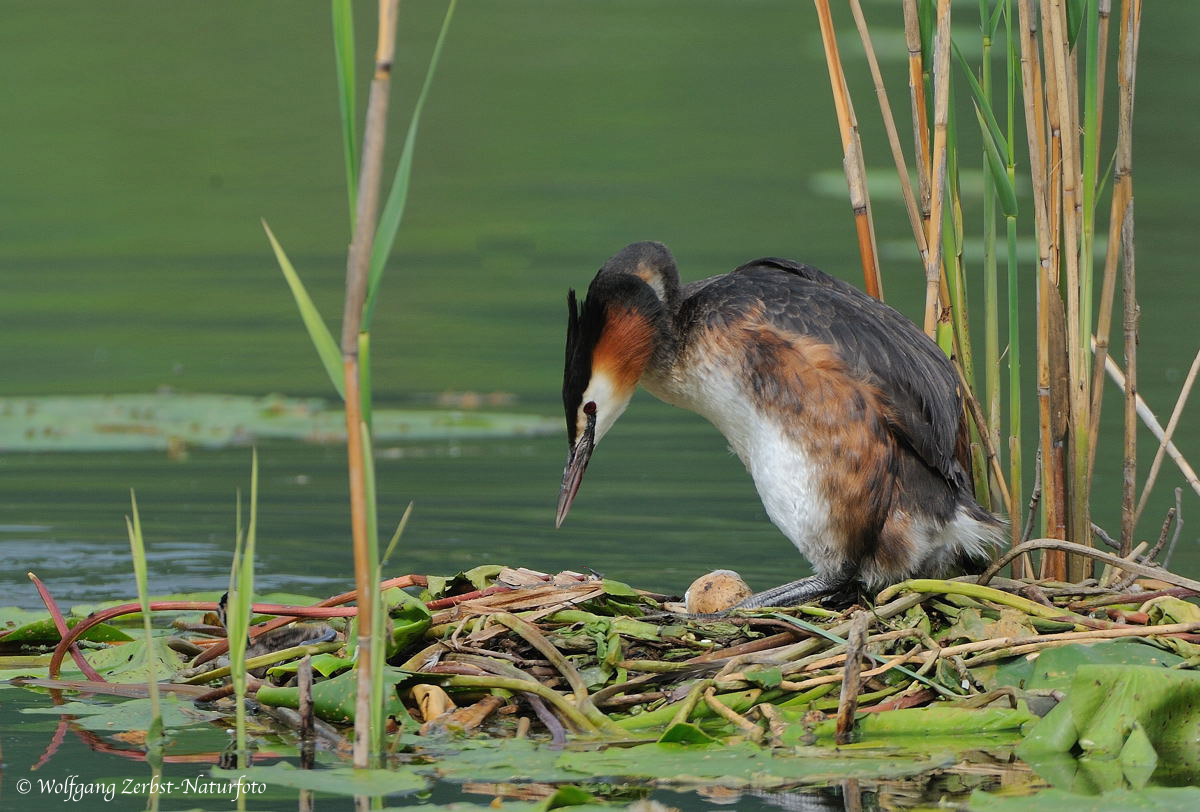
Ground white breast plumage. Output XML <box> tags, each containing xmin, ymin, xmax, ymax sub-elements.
<box><xmin>641</xmin><ymin>350</ymin><xmax>839</xmax><ymax>577</ymax></box>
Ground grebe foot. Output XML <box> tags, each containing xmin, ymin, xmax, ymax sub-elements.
<box><xmin>734</xmin><ymin>575</ymin><xmax>838</xmax><ymax>609</ymax></box>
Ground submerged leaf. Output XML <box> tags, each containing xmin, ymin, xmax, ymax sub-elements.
<box><xmin>0</xmin><ymin>394</ymin><xmax>558</xmax><ymax>452</ymax></box>
<box><xmin>22</xmin><ymin>694</ymin><xmax>218</xmax><ymax>732</ymax></box>
<box><xmin>554</xmin><ymin>742</ymin><xmax>950</xmax><ymax>788</ymax></box>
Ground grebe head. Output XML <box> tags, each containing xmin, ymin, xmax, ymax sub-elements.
<box><xmin>556</xmin><ymin>242</ymin><xmax>679</xmax><ymax>527</ymax></box>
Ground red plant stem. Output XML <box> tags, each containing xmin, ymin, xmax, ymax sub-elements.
<box><xmin>49</xmin><ymin>572</ymin><xmax>573</xmax><ymax>678</ymax></box>
<box><xmin>185</xmin><ymin>574</ymin><xmax>425</xmax><ymax>668</ymax></box>
<box><xmin>32</xmin><ymin>716</ymin><xmax>71</xmax><ymax>770</ymax></box>
<box><xmin>28</xmin><ymin>573</ymin><xmax>105</xmax><ymax>682</ymax></box>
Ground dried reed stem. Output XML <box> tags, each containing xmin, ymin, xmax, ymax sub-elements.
<box><xmin>1089</xmin><ymin>0</ymin><xmax>1142</xmax><ymax>478</ymax></box>
<box><xmin>981</xmin><ymin>539</ymin><xmax>1200</xmax><ymax>593</ymax></box>
<box><xmin>1119</xmin><ymin>204</ymin><xmax>1138</xmax><ymax>554</ymax></box>
<box><xmin>902</xmin><ymin>0</ymin><xmax>931</xmax><ymax>228</ymax></box>
<box><xmin>923</xmin><ymin>0</ymin><xmax>952</xmax><ymax>336</ymax></box>
<box><xmin>1015</xmin><ymin>0</ymin><xmax>1065</xmax><ymax>567</ymax></box>
<box><xmin>848</xmin><ymin>0</ymin><xmax>928</xmax><ymax>264</ymax></box>
<box><xmin>812</xmin><ymin>0</ymin><xmax>883</xmax><ymax>300</ymax></box>
<box><xmin>341</xmin><ymin>0</ymin><xmax>400</xmax><ymax>768</ymax></box>
<box><xmin>1045</xmin><ymin>0</ymin><xmax>1092</xmax><ymax>576</ymax></box>
<box><xmin>1135</xmin><ymin>349</ymin><xmax>1200</xmax><ymax>524</ymax></box>
<box><xmin>1095</xmin><ymin>342</ymin><xmax>1200</xmax><ymax>501</ymax></box>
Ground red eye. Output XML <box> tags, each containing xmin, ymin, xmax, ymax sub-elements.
<box><xmin>583</xmin><ymin>401</ymin><xmax>597</xmax><ymax>415</ymax></box>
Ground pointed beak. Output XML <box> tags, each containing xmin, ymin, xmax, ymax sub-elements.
<box><xmin>555</xmin><ymin>420</ymin><xmax>595</xmax><ymax>528</ymax></box>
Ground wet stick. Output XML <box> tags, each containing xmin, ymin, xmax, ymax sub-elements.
<box><xmin>835</xmin><ymin>611</ymin><xmax>866</xmax><ymax>745</ymax></box>
<box><xmin>703</xmin><ymin>686</ymin><xmax>763</xmax><ymax>742</ymax></box>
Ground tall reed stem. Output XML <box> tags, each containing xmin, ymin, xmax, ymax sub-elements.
<box><xmin>342</xmin><ymin>0</ymin><xmax>400</xmax><ymax>768</ymax></box>
<box><xmin>1119</xmin><ymin>204</ymin><xmax>1138</xmax><ymax>554</ymax></box>
<box><xmin>979</xmin><ymin>0</ymin><xmax>1000</xmax><ymax>478</ymax></box>
<box><xmin>812</xmin><ymin>0</ymin><xmax>883</xmax><ymax>300</ymax></box>
<box><xmin>903</xmin><ymin>0</ymin><xmax>932</xmax><ymax>232</ymax></box>
<box><xmin>1014</xmin><ymin>0</ymin><xmax>1067</xmax><ymax>578</ymax></box>
<box><xmin>923</xmin><ymin>0</ymin><xmax>953</xmax><ymax>337</ymax></box>
<box><xmin>1088</xmin><ymin>0</ymin><xmax>1142</xmax><ymax>489</ymax></box>
<box><xmin>848</xmin><ymin>0</ymin><xmax>928</xmax><ymax>267</ymax></box>
<box><xmin>1002</xmin><ymin>0</ymin><xmax>1025</xmax><ymax>576</ymax></box>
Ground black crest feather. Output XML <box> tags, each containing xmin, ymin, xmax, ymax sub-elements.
<box><xmin>563</xmin><ymin>289</ymin><xmax>588</xmax><ymax>446</ymax></box>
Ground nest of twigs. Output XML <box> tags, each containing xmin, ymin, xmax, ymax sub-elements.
<box><xmin>29</xmin><ymin>533</ymin><xmax>1200</xmax><ymax>751</ymax></box>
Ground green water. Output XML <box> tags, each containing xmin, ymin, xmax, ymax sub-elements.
<box><xmin>2</xmin><ymin>1</ymin><xmax>1198</xmax><ymax>808</ymax></box>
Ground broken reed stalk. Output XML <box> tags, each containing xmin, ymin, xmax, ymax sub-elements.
<box><xmin>923</xmin><ymin>0</ymin><xmax>953</xmax><ymax>337</ymax></box>
<box><xmin>812</xmin><ymin>0</ymin><xmax>883</xmax><ymax>300</ymax></box>
<box><xmin>834</xmin><ymin>612</ymin><xmax>869</xmax><ymax>745</ymax></box>
<box><xmin>1135</xmin><ymin>349</ymin><xmax>1200</xmax><ymax>524</ymax></box>
<box><xmin>341</xmin><ymin>0</ymin><xmax>401</xmax><ymax>767</ymax></box>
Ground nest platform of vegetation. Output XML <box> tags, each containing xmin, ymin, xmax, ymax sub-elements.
<box><xmin>9</xmin><ymin>537</ymin><xmax>1200</xmax><ymax>776</ymax></box>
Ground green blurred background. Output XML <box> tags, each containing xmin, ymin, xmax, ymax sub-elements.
<box><xmin>2</xmin><ymin>0</ymin><xmax>1197</xmax><ymax>608</ymax></box>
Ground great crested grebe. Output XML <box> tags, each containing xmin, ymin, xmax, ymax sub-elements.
<box><xmin>555</xmin><ymin>241</ymin><xmax>1002</xmax><ymax>608</ymax></box>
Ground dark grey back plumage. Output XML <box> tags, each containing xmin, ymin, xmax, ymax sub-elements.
<box><xmin>674</xmin><ymin>257</ymin><xmax>973</xmax><ymax>499</ymax></box>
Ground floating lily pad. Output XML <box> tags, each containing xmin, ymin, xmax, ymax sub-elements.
<box><xmin>1019</xmin><ymin>664</ymin><xmax>1200</xmax><ymax>774</ymax></box>
<box><xmin>552</xmin><ymin>742</ymin><xmax>952</xmax><ymax>788</ymax></box>
<box><xmin>994</xmin><ymin>640</ymin><xmax>1185</xmax><ymax>693</ymax></box>
<box><xmin>0</xmin><ymin>393</ymin><xmax>559</xmax><ymax>452</ymax></box>
<box><xmin>22</xmin><ymin>694</ymin><xmax>219</xmax><ymax>732</ymax></box>
<box><xmin>214</xmin><ymin>762</ymin><xmax>426</xmax><ymax>796</ymax></box>
<box><xmin>969</xmin><ymin>786</ymin><xmax>1200</xmax><ymax>811</ymax></box>
<box><xmin>0</xmin><ymin>613</ymin><xmax>133</xmax><ymax>645</ymax></box>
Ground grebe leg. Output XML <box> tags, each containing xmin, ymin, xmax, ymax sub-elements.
<box><xmin>733</xmin><ymin>567</ymin><xmax>859</xmax><ymax>609</ymax></box>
